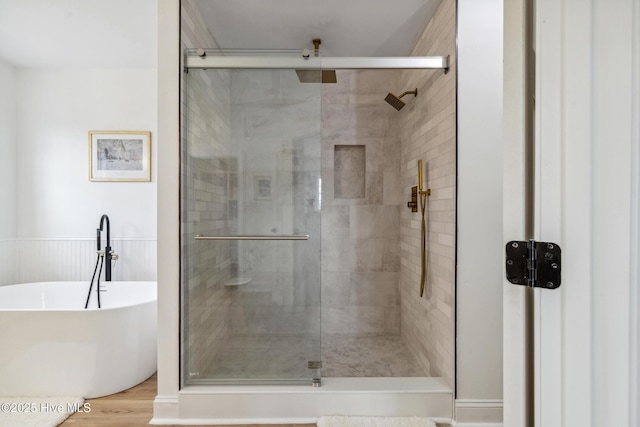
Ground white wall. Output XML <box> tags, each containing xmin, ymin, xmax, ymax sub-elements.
<box><xmin>16</xmin><ymin>69</ymin><xmax>157</xmax><ymax>239</ymax></box>
<box><xmin>0</xmin><ymin>60</ymin><xmax>17</xmax><ymax>239</ymax></box>
<box><xmin>0</xmin><ymin>68</ymin><xmax>159</xmax><ymax>285</ymax></box>
<box><xmin>456</xmin><ymin>0</ymin><xmax>504</xmax><ymax>414</ymax></box>
<box><xmin>0</xmin><ymin>60</ymin><xmax>18</xmax><ymax>285</ymax></box>
<box><xmin>155</xmin><ymin>0</ymin><xmax>181</xmax><ymax>414</ymax></box>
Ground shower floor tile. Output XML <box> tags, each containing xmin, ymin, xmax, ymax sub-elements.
<box><xmin>198</xmin><ymin>333</ymin><xmax>427</xmax><ymax>381</ymax></box>
<box><xmin>201</xmin><ymin>335</ymin><xmax>316</xmax><ymax>380</ymax></box>
<box><xmin>321</xmin><ymin>334</ymin><xmax>428</xmax><ymax>377</ymax></box>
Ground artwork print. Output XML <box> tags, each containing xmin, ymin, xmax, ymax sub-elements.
<box><xmin>97</xmin><ymin>138</ymin><xmax>144</xmax><ymax>171</ymax></box>
<box><xmin>89</xmin><ymin>131</ymin><xmax>151</xmax><ymax>181</ymax></box>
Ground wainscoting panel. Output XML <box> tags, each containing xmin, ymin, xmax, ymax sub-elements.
<box><xmin>0</xmin><ymin>239</ymin><xmax>18</xmax><ymax>286</ymax></box>
<box><xmin>16</xmin><ymin>239</ymin><xmax>157</xmax><ymax>284</ymax></box>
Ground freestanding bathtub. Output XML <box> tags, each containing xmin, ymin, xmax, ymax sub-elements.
<box><xmin>0</xmin><ymin>281</ymin><xmax>156</xmax><ymax>398</ymax></box>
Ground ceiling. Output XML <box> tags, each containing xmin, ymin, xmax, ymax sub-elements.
<box><xmin>193</xmin><ymin>0</ymin><xmax>442</xmax><ymax>57</ymax></box>
<box><xmin>0</xmin><ymin>0</ymin><xmax>441</xmax><ymax>68</ymax></box>
<box><xmin>0</xmin><ymin>0</ymin><xmax>157</xmax><ymax>68</ymax></box>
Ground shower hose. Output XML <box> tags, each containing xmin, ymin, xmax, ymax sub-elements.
<box><xmin>84</xmin><ymin>254</ymin><xmax>104</xmax><ymax>309</ymax></box>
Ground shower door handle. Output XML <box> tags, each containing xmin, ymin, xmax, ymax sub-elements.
<box><xmin>194</xmin><ymin>234</ymin><xmax>310</xmax><ymax>241</ymax></box>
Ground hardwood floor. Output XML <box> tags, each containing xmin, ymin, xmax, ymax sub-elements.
<box><xmin>60</xmin><ymin>373</ymin><xmax>313</xmax><ymax>427</ymax></box>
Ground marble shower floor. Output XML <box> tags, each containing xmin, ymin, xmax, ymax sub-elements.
<box><xmin>321</xmin><ymin>334</ymin><xmax>428</xmax><ymax>377</ymax></box>
<box><xmin>200</xmin><ymin>334</ymin><xmax>428</xmax><ymax>380</ymax></box>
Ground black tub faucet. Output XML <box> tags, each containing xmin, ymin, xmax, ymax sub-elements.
<box><xmin>97</xmin><ymin>214</ymin><xmax>118</xmax><ymax>281</ymax></box>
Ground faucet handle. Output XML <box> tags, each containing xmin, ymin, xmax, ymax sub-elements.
<box><xmin>110</xmin><ymin>251</ymin><xmax>119</xmax><ymax>274</ymax></box>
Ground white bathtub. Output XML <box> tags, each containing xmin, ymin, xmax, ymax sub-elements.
<box><xmin>0</xmin><ymin>281</ymin><xmax>157</xmax><ymax>398</ymax></box>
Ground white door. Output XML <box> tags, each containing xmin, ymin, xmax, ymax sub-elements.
<box><xmin>504</xmin><ymin>0</ymin><xmax>640</xmax><ymax>426</ymax></box>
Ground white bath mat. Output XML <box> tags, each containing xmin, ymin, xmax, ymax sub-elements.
<box><xmin>0</xmin><ymin>396</ymin><xmax>84</xmax><ymax>427</ymax></box>
<box><xmin>317</xmin><ymin>415</ymin><xmax>437</xmax><ymax>427</ymax></box>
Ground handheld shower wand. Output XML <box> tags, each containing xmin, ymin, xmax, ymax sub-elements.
<box><xmin>417</xmin><ymin>160</ymin><xmax>431</xmax><ymax>298</ymax></box>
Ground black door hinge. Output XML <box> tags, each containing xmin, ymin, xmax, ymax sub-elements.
<box><xmin>506</xmin><ymin>240</ymin><xmax>561</xmax><ymax>289</ymax></box>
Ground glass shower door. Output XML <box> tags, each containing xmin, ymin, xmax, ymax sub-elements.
<box><xmin>181</xmin><ymin>67</ymin><xmax>322</xmax><ymax>385</ymax></box>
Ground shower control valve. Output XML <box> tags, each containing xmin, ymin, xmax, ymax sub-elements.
<box><xmin>407</xmin><ymin>186</ymin><xmax>418</xmax><ymax>212</ymax></box>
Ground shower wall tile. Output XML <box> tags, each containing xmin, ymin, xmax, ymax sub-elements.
<box><xmin>321</xmin><ymin>206</ymin><xmax>350</xmax><ymax>238</ymax></box>
<box><xmin>348</xmin><ymin>306</ymin><xmax>384</xmax><ymax>334</ymax></box>
<box><xmin>322</xmin><ymin>104</ymin><xmax>390</xmax><ymax>139</ymax></box>
<box><xmin>349</xmin><ymin>272</ymin><xmax>400</xmax><ymax>306</ymax></box>
<box><xmin>384</xmin><ymin>306</ymin><xmax>401</xmax><ymax>334</ymax></box>
<box><xmin>382</xmin><ymin>240</ymin><xmax>402</xmax><ymax>272</ymax></box>
<box><xmin>350</xmin><ymin>69</ymin><xmax>399</xmax><ymax>98</ymax></box>
<box><xmin>398</xmin><ymin>0</ymin><xmax>457</xmax><ymax>389</ymax></box>
<box><xmin>322</xmin><ymin>234</ymin><xmax>356</xmax><ymax>273</ymax></box>
<box><xmin>365</xmin><ymin>172</ymin><xmax>384</xmax><ymax>205</ymax></box>
<box><xmin>383</xmin><ymin>172</ymin><xmax>404</xmax><ymax>206</ymax></box>
<box><xmin>321</xmin><ymin>70</ymin><xmax>401</xmax><ymax>336</ymax></box>
<box><xmin>322</xmin><ymin>306</ymin><xmax>351</xmax><ymax>334</ymax></box>
<box><xmin>321</xmin><ymin>272</ymin><xmax>351</xmax><ymax>306</ymax></box>
<box><xmin>349</xmin><ymin>206</ymin><xmax>399</xmax><ymax>240</ymax></box>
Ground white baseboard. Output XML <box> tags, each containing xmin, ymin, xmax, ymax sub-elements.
<box><xmin>454</xmin><ymin>399</ymin><xmax>503</xmax><ymax>425</ymax></box>
<box><xmin>150</xmin><ymin>395</ymin><xmax>179</xmax><ymax>424</ymax></box>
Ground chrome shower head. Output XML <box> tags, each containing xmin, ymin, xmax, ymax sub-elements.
<box><xmin>384</xmin><ymin>88</ymin><xmax>418</xmax><ymax>111</ymax></box>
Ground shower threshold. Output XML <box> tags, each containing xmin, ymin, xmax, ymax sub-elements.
<box><xmin>166</xmin><ymin>377</ymin><xmax>453</xmax><ymax>425</ymax></box>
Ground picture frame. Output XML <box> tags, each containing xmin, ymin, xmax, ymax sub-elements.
<box><xmin>89</xmin><ymin>131</ymin><xmax>151</xmax><ymax>182</ymax></box>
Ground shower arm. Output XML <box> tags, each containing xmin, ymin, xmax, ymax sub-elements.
<box><xmin>398</xmin><ymin>90</ymin><xmax>418</xmax><ymax>99</ymax></box>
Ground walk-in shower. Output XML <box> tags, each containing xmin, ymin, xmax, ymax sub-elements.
<box><xmin>156</xmin><ymin>0</ymin><xmax>461</xmax><ymax>422</ymax></box>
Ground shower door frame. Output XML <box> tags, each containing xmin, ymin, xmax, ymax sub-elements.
<box><xmin>180</xmin><ymin>54</ymin><xmax>451</xmax><ymax>389</ymax></box>
<box><xmin>158</xmin><ymin>41</ymin><xmax>455</xmax><ymax>422</ymax></box>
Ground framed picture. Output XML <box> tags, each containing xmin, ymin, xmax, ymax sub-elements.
<box><xmin>254</xmin><ymin>176</ymin><xmax>272</xmax><ymax>200</ymax></box>
<box><xmin>89</xmin><ymin>131</ymin><xmax>151</xmax><ymax>182</ymax></box>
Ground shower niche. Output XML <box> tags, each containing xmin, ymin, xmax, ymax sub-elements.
<box><xmin>334</xmin><ymin>145</ymin><xmax>366</xmax><ymax>199</ymax></box>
